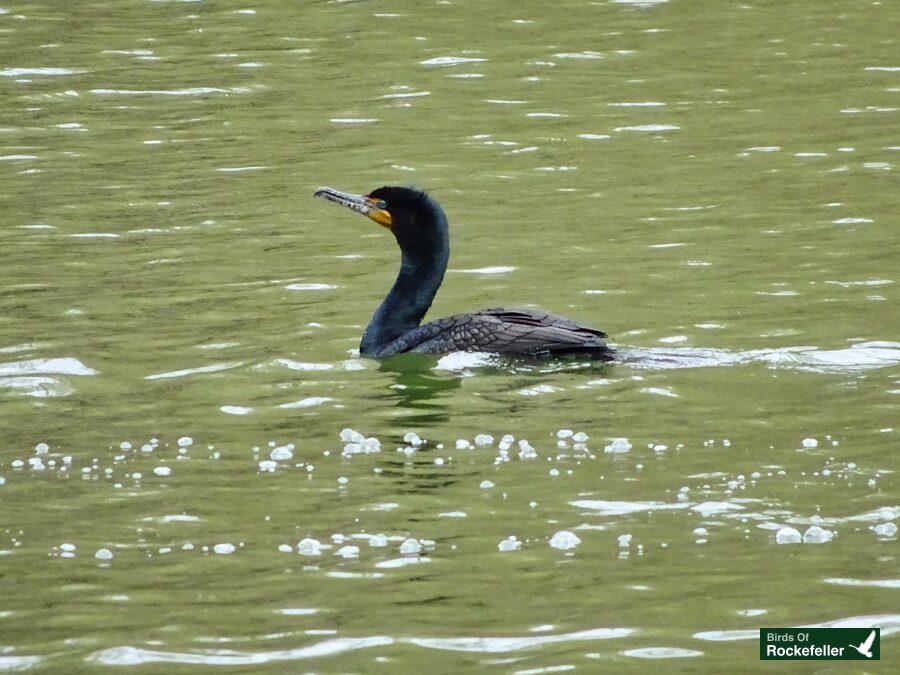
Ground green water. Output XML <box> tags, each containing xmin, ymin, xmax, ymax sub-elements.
<box><xmin>1</xmin><ymin>0</ymin><xmax>898</xmax><ymax>671</ymax></box>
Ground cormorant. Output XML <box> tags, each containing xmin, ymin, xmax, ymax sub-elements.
<box><xmin>314</xmin><ymin>186</ymin><xmax>614</xmax><ymax>360</ymax></box>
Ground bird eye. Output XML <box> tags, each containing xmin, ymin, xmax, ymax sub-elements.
<box><xmin>375</xmin><ymin>200</ymin><xmax>388</xmax><ymax>210</ymax></box>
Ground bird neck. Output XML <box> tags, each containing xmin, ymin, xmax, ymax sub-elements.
<box><xmin>361</xmin><ymin>241</ymin><xmax>449</xmax><ymax>355</ymax></box>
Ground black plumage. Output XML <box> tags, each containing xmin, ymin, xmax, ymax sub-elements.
<box><xmin>375</xmin><ymin>308</ymin><xmax>611</xmax><ymax>358</ymax></box>
<box><xmin>313</xmin><ymin>186</ymin><xmax>614</xmax><ymax>360</ymax></box>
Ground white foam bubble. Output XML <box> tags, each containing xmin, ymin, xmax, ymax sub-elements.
<box><xmin>335</xmin><ymin>545</ymin><xmax>359</xmax><ymax>559</ymax></box>
<box><xmin>270</xmin><ymin>446</ymin><xmax>293</xmax><ymax>461</ymax></box>
<box><xmin>549</xmin><ymin>530</ymin><xmax>581</xmax><ymax>551</ymax></box>
<box><xmin>297</xmin><ymin>538</ymin><xmax>323</xmax><ymax>556</ymax></box>
<box><xmin>775</xmin><ymin>527</ymin><xmax>802</xmax><ymax>544</ymax></box>
<box><xmin>340</xmin><ymin>428</ymin><xmax>365</xmax><ymax>443</ymax></box>
<box><xmin>399</xmin><ymin>538</ymin><xmax>422</xmax><ymax>555</ymax></box>
<box><xmin>802</xmin><ymin>526</ymin><xmax>834</xmax><ymax>544</ymax></box>
<box><xmin>874</xmin><ymin>522</ymin><xmax>898</xmax><ymax>538</ymax></box>
<box><xmin>604</xmin><ymin>438</ymin><xmax>632</xmax><ymax>454</ymax></box>
<box><xmin>403</xmin><ymin>432</ymin><xmax>424</xmax><ymax>446</ymax></box>
<box><xmin>498</xmin><ymin>536</ymin><xmax>521</xmax><ymax>552</ymax></box>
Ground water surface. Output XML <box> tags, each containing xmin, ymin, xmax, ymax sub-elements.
<box><xmin>1</xmin><ymin>0</ymin><xmax>898</xmax><ymax>670</ymax></box>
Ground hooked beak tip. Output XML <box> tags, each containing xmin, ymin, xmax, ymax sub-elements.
<box><xmin>314</xmin><ymin>185</ymin><xmax>393</xmax><ymax>229</ymax></box>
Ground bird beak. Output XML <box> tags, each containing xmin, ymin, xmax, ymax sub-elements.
<box><xmin>313</xmin><ymin>187</ymin><xmax>393</xmax><ymax>229</ymax></box>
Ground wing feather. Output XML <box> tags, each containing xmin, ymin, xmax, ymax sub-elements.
<box><xmin>377</xmin><ymin>307</ymin><xmax>612</xmax><ymax>358</ymax></box>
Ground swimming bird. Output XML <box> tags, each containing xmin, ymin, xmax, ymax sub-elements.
<box><xmin>314</xmin><ymin>186</ymin><xmax>614</xmax><ymax>360</ymax></box>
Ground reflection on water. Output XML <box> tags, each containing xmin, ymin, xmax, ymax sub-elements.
<box><xmin>1</xmin><ymin>0</ymin><xmax>897</xmax><ymax>670</ymax></box>
<box><xmin>379</xmin><ymin>353</ymin><xmax>463</xmax><ymax>420</ymax></box>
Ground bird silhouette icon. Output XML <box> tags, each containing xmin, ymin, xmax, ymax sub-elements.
<box><xmin>849</xmin><ymin>630</ymin><xmax>876</xmax><ymax>658</ymax></box>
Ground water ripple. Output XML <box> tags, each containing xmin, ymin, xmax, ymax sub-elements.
<box><xmin>273</xmin><ymin>359</ymin><xmax>333</xmax><ymax>371</ymax></box>
<box><xmin>406</xmin><ymin>627</ymin><xmax>636</xmax><ymax>653</ymax></box>
<box><xmin>694</xmin><ymin>614</ymin><xmax>900</xmax><ymax>641</ymax></box>
<box><xmin>0</xmin><ymin>357</ymin><xmax>95</xmax><ymax>397</ymax></box>
<box><xmin>571</xmin><ymin>500</ymin><xmax>689</xmax><ymax>516</ymax></box>
<box><xmin>622</xmin><ymin>647</ymin><xmax>703</xmax><ymax>659</ymax></box>
<box><xmin>144</xmin><ymin>361</ymin><xmax>243</xmax><ymax>381</ymax></box>
<box><xmin>1</xmin><ymin>67</ymin><xmax>84</xmax><ymax>77</ymax></box>
<box><xmin>89</xmin><ymin>626</ymin><xmax>635</xmax><ymax>666</ymax></box>
<box><xmin>89</xmin><ymin>637</ymin><xmax>395</xmax><ymax>666</ymax></box>
<box><xmin>284</xmin><ymin>283</ymin><xmax>337</xmax><ymax>290</ymax></box>
<box><xmin>553</xmin><ymin>52</ymin><xmax>603</xmax><ymax>60</ymax></box>
<box><xmin>278</xmin><ymin>396</ymin><xmax>334</xmax><ymax>409</ymax></box>
<box><xmin>0</xmin><ymin>376</ymin><xmax>73</xmax><ymax>398</ymax></box>
<box><xmin>621</xmin><ymin>341</ymin><xmax>900</xmax><ymax>373</ymax></box>
<box><xmin>329</xmin><ymin>118</ymin><xmax>377</xmax><ymax>125</ymax></box>
<box><xmin>614</xmin><ymin>124</ymin><xmax>680</xmax><ymax>132</ymax></box>
<box><xmin>0</xmin><ymin>656</ymin><xmax>43</xmax><ymax>670</ymax></box>
<box><xmin>0</xmin><ymin>357</ymin><xmax>96</xmax><ymax>377</ymax></box>
<box><xmin>90</xmin><ymin>87</ymin><xmax>254</xmax><ymax>96</ymax></box>
<box><xmin>823</xmin><ymin>578</ymin><xmax>900</xmax><ymax>589</ymax></box>
<box><xmin>451</xmin><ymin>266</ymin><xmax>516</xmax><ymax>275</ymax></box>
<box><xmin>420</xmin><ymin>56</ymin><xmax>487</xmax><ymax>67</ymax></box>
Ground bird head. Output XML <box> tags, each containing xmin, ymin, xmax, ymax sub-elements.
<box><xmin>314</xmin><ymin>185</ymin><xmax>448</xmax><ymax>254</ymax></box>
